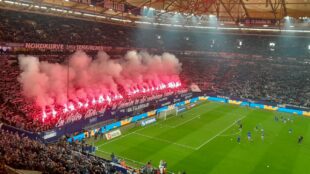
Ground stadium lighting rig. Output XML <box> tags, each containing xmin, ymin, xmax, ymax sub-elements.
<box><xmin>269</xmin><ymin>42</ymin><xmax>276</xmax><ymax>51</ymax></box>
<box><xmin>237</xmin><ymin>40</ymin><xmax>243</xmax><ymax>49</ymax></box>
<box><xmin>139</xmin><ymin>6</ymin><xmax>310</xmax><ymax>33</ymax></box>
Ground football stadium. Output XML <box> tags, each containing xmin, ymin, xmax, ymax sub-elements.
<box><xmin>0</xmin><ymin>0</ymin><xmax>309</xmax><ymax>174</ymax></box>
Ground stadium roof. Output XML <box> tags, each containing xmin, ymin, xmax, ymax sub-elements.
<box><xmin>126</xmin><ymin>0</ymin><xmax>310</xmax><ymax>19</ymax></box>
<box><xmin>1</xmin><ymin>0</ymin><xmax>309</xmax><ymax>31</ymax></box>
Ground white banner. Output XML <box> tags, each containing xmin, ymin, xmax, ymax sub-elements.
<box><xmin>105</xmin><ymin>129</ymin><xmax>122</xmax><ymax>140</ymax></box>
<box><xmin>43</xmin><ymin>131</ymin><xmax>57</xmax><ymax>139</ymax></box>
<box><xmin>141</xmin><ymin>118</ymin><xmax>156</xmax><ymax>126</ymax></box>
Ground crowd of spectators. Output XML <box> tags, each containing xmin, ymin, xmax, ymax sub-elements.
<box><xmin>0</xmin><ymin>9</ymin><xmax>309</xmax><ymax>58</ymax></box>
<box><xmin>0</xmin><ymin>130</ymin><xmax>116</xmax><ymax>174</ymax></box>
<box><xmin>0</xmin><ymin>55</ymin><xmax>66</xmax><ymax>132</ymax></box>
<box><xmin>0</xmin><ymin>10</ymin><xmax>133</xmax><ymax>47</ymax></box>
<box><xmin>180</xmin><ymin>54</ymin><xmax>310</xmax><ymax>107</ymax></box>
<box><xmin>0</xmin><ymin>129</ymin><xmax>177</xmax><ymax>174</ymax></box>
<box><xmin>0</xmin><ymin>54</ymin><xmax>186</xmax><ymax>132</ymax></box>
<box><xmin>0</xmin><ymin>56</ymin><xmax>43</xmax><ymax>131</ymax></box>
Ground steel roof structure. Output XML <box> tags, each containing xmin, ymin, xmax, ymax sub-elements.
<box><xmin>126</xmin><ymin>0</ymin><xmax>310</xmax><ymax>20</ymax></box>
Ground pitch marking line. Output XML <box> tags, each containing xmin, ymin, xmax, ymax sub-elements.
<box><xmin>97</xmin><ymin>105</ymin><xmax>246</xmax><ymax>148</ymax></box>
<box><xmin>195</xmin><ymin>115</ymin><xmax>247</xmax><ymax>150</ymax></box>
<box><xmin>166</xmin><ymin>109</ymin><xmax>246</xmax><ymax>129</ymax></box>
<box><xmin>219</xmin><ymin>129</ymin><xmax>242</xmax><ymax>137</ymax></box>
<box><xmin>133</xmin><ymin>132</ymin><xmax>197</xmax><ymax>150</ymax></box>
<box><xmin>159</xmin><ymin>104</ymin><xmax>204</xmax><ymax>123</ymax></box>
<box><xmin>163</xmin><ymin>108</ymin><xmax>246</xmax><ymax>128</ymax></box>
<box><xmin>97</xmin><ymin>149</ymin><xmax>174</xmax><ymax>174</ymax></box>
<box><xmin>97</xmin><ymin>123</ymin><xmax>155</xmax><ymax>148</ymax></box>
<box><xmin>97</xmin><ymin>119</ymin><xmax>166</xmax><ymax>148</ymax></box>
<box><xmin>160</xmin><ymin>106</ymin><xmax>207</xmax><ymax>127</ymax></box>
<box><xmin>170</xmin><ymin>115</ymin><xmax>201</xmax><ymax>128</ymax></box>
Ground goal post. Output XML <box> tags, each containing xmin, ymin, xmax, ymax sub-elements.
<box><xmin>156</xmin><ymin>108</ymin><xmax>178</xmax><ymax>120</ymax></box>
<box><xmin>156</xmin><ymin>102</ymin><xmax>197</xmax><ymax>120</ymax></box>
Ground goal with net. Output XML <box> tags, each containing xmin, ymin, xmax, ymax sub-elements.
<box><xmin>156</xmin><ymin>105</ymin><xmax>187</xmax><ymax>120</ymax></box>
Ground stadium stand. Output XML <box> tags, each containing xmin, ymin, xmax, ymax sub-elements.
<box><xmin>0</xmin><ymin>130</ymin><xmax>114</xmax><ymax>174</ymax></box>
<box><xmin>0</xmin><ymin>6</ymin><xmax>309</xmax><ymax>174</ymax></box>
<box><xmin>181</xmin><ymin>55</ymin><xmax>310</xmax><ymax>107</ymax></box>
<box><xmin>0</xmin><ymin>9</ymin><xmax>133</xmax><ymax>47</ymax></box>
<box><xmin>0</xmin><ymin>54</ymin><xmax>185</xmax><ymax>132</ymax></box>
<box><xmin>0</xmin><ymin>9</ymin><xmax>309</xmax><ymax>57</ymax></box>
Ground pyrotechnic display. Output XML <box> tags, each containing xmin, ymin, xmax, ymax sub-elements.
<box><xmin>18</xmin><ymin>51</ymin><xmax>182</xmax><ymax>121</ymax></box>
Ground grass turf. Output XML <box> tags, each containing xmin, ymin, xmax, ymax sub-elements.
<box><xmin>89</xmin><ymin>101</ymin><xmax>310</xmax><ymax>174</ymax></box>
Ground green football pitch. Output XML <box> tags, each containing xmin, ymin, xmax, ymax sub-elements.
<box><xmin>89</xmin><ymin>101</ymin><xmax>310</xmax><ymax>174</ymax></box>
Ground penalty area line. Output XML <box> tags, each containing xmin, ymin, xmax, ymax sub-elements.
<box><xmin>170</xmin><ymin>114</ymin><xmax>201</xmax><ymax>128</ymax></box>
<box><xmin>195</xmin><ymin>115</ymin><xmax>247</xmax><ymax>150</ymax></box>
<box><xmin>219</xmin><ymin>129</ymin><xmax>242</xmax><ymax>137</ymax></box>
<box><xmin>97</xmin><ymin>119</ymin><xmax>165</xmax><ymax>148</ymax></box>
